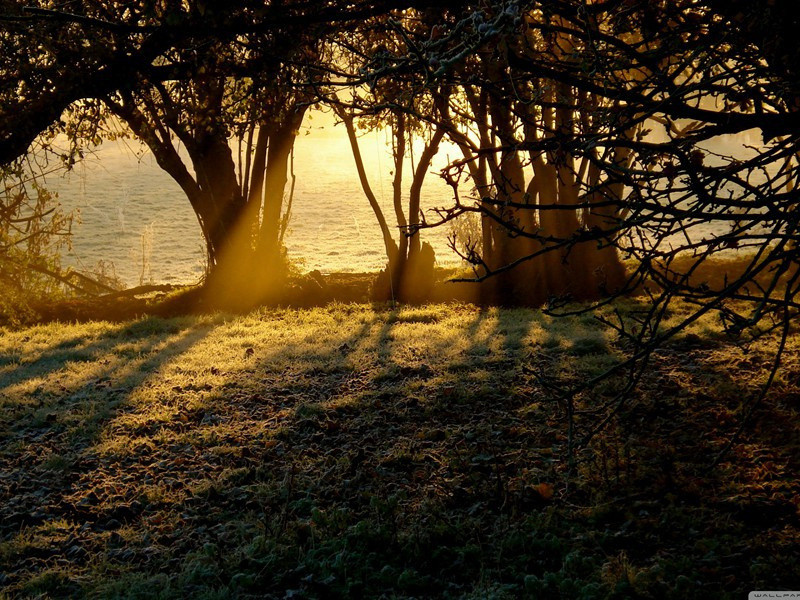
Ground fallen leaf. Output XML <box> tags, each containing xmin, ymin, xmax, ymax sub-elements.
<box><xmin>536</xmin><ymin>482</ymin><xmax>554</xmax><ymax>500</ymax></box>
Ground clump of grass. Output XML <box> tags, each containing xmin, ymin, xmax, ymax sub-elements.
<box><xmin>22</xmin><ymin>568</ymin><xmax>78</xmax><ymax>597</ymax></box>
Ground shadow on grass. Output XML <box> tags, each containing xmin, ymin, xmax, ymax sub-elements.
<box><xmin>0</xmin><ymin>317</ymin><xmax>219</xmax><ymax>539</ymax></box>
<box><xmin>0</xmin><ymin>303</ymin><xmax>797</xmax><ymax>599</ymax></box>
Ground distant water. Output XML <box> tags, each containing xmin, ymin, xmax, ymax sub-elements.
<box><xmin>45</xmin><ymin>116</ymin><xmax>759</xmax><ymax>287</ymax></box>
<box><xmin>46</xmin><ymin>119</ymin><xmax>465</xmax><ymax>287</ymax></box>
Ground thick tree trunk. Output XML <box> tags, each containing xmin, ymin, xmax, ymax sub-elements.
<box><xmin>257</xmin><ymin>109</ymin><xmax>307</xmax><ymax>272</ymax></box>
<box><xmin>192</xmin><ymin>138</ymin><xmax>246</xmax><ymax>268</ymax></box>
<box><xmin>580</xmin><ymin>143</ymin><xmax>630</xmax><ymax>297</ymax></box>
<box><xmin>395</xmin><ymin>126</ymin><xmax>445</xmax><ymax>302</ymax></box>
<box><xmin>483</xmin><ymin>77</ymin><xmax>546</xmax><ymax>306</ymax></box>
<box><xmin>108</xmin><ymin>84</ymin><xmax>309</xmax><ymax>308</ymax></box>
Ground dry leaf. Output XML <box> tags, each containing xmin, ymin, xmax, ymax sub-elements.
<box><xmin>536</xmin><ymin>482</ymin><xmax>554</xmax><ymax>500</ymax></box>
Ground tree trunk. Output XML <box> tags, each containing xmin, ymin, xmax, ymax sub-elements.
<box><xmin>257</xmin><ymin>108</ymin><xmax>307</xmax><ymax>272</ymax></box>
<box><xmin>397</xmin><ymin>126</ymin><xmax>444</xmax><ymax>302</ymax></box>
<box><xmin>192</xmin><ymin>137</ymin><xmax>246</xmax><ymax>268</ymax></box>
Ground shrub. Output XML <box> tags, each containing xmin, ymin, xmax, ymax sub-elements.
<box><xmin>0</xmin><ymin>172</ymin><xmax>73</xmax><ymax>326</ymax></box>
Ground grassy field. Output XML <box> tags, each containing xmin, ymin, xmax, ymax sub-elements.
<box><xmin>0</xmin><ymin>302</ymin><xmax>798</xmax><ymax>598</ymax></box>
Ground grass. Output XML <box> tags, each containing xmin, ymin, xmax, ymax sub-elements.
<box><xmin>0</xmin><ymin>302</ymin><xmax>798</xmax><ymax>598</ymax></box>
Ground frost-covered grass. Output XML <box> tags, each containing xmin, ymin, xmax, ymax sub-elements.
<box><xmin>0</xmin><ymin>302</ymin><xmax>798</xmax><ymax>598</ymax></box>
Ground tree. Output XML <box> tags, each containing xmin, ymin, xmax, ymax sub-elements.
<box><xmin>332</xmin><ymin>87</ymin><xmax>445</xmax><ymax>302</ymax></box>
<box><xmin>318</xmin><ymin>9</ymin><xmax>463</xmax><ymax>302</ymax></box>
<box><xmin>98</xmin><ymin>34</ymin><xmax>317</xmax><ymax>305</ymax></box>
<box><xmin>439</xmin><ymin>9</ymin><xmax>631</xmax><ymax>305</ymax></box>
<box><xmin>363</xmin><ymin>0</ymin><xmax>800</xmax><ymax>458</ymax></box>
<box><xmin>1</xmin><ymin>0</ymin><xmax>465</xmax><ymax>306</ymax></box>
<box><xmin>348</xmin><ymin>4</ymin><xmax>632</xmax><ymax>306</ymax></box>
<box><xmin>1</xmin><ymin>0</ymin><xmax>330</xmax><ymax>304</ymax></box>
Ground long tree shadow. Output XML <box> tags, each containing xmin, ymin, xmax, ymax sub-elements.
<box><xmin>0</xmin><ymin>318</ymin><xmax>208</xmax><ymax>397</ymax></box>
<box><xmin>87</xmin><ymin>305</ymin><xmax>554</xmax><ymax>597</ymax></box>
<box><xmin>0</xmin><ymin>316</ymin><xmax>220</xmax><ymax>542</ymax></box>
<box><xmin>1</xmin><ymin>303</ymin><xmax>797</xmax><ymax>598</ymax></box>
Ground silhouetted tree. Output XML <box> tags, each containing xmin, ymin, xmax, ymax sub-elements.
<box><xmin>334</xmin><ymin>95</ymin><xmax>445</xmax><ymax>302</ymax></box>
<box><xmin>0</xmin><ymin>0</ymin><xmax>464</xmax><ymax>305</ymax></box>
<box><xmin>441</xmin><ymin>9</ymin><xmax>629</xmax><ymax>305</ymax></box>
<box><xmin>99</xmin><ymin>37</ymin><xmax>317</xmax><ymax>304</ymax></box>
<box><xmin>362</xmin><ymin>0</ymin><xmax>800</xmax><ymax>458</ymax></box>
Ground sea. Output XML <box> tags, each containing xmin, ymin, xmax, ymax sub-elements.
<box><xmin>43</xmin><ymin>113</ymin><xmax>760</xmax><ymax>288</ymax></box>
<box><xmin>45</xmin><ymin>113</ymin><xmax>465</xmax><ymax>287</ymax></box>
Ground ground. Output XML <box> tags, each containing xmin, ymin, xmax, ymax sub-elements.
<box><xmin>0</xmin><ymin>302</ymin><xmax>798</xmax><ymax>598</ymax></box>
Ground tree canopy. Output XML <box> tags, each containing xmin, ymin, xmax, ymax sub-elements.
<box><xmin>2</xmin><ymin>0</ymin><xmax>798</xmax><ymax>334</ymax></box>
<box><xmin>319</xmin><ymin>0</ymin><xmax>800</xmax><ymax>452</ymax></box>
